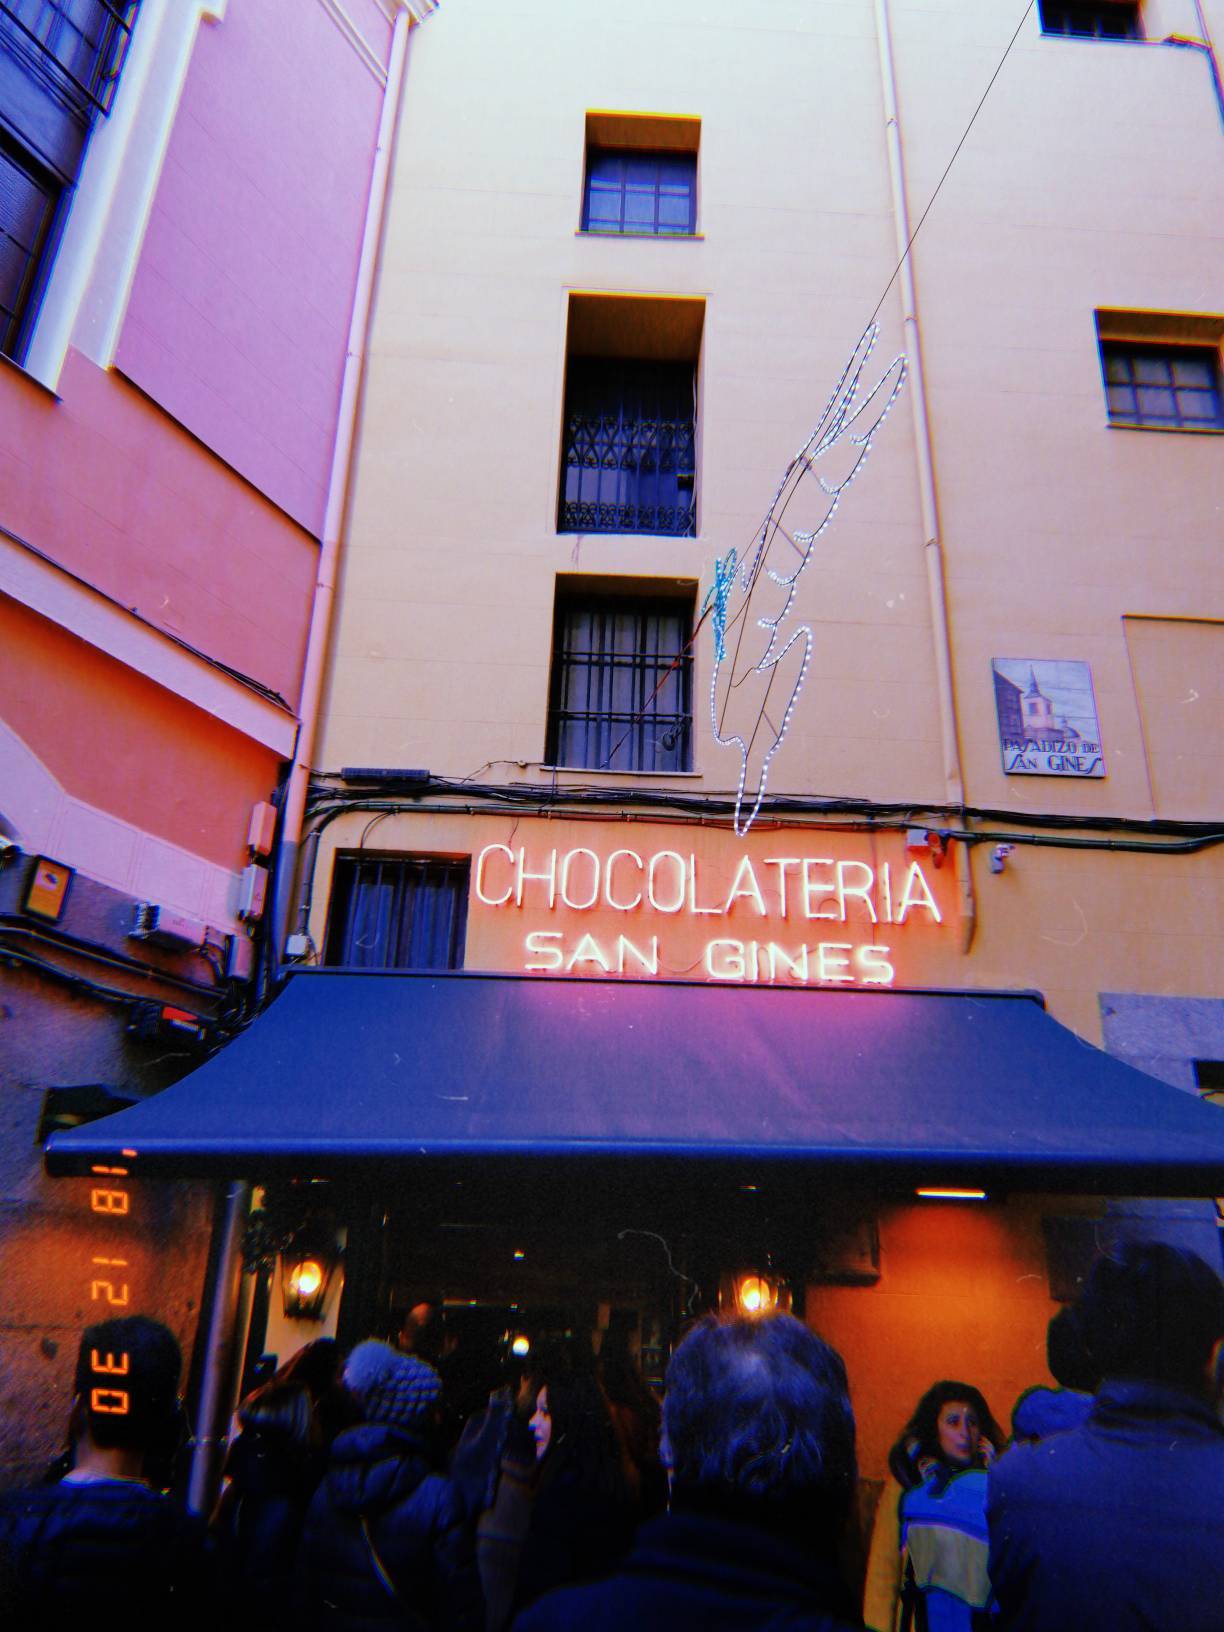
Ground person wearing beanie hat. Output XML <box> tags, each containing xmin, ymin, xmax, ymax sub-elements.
<box><xmin>297</xmin><ymin>1340</ymin><xmax>482</xmax><ymax>1630</ymax></box>
<box><xmin>345</xmin><ymin>1341</ymin><xmax>444</xmax><ymax>1433</ymax></box>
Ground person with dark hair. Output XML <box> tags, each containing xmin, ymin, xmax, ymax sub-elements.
<box><xmin>1009</xmin><ymin>1306</ymin><xmax>1098</xmax><ymax>1443</ymax></box>
<box><xmin>864</xmin><ymin>1379</ymin><xmax>1005</xmax><ymax>1632</ymax></box>
<box><xmin>988</xmin><ymin>1240</ymin><xmax>1224</xmax><ymax>1631</ymax></box>
<box><xmin>297</xmin><ymin>1339</ymin><xmax>482</xmax><ymax>1629</ymax></box>
<box><xmin>0</xmin><ymin>1315</ymin><xmax>209</xmax><ymax>1630</ymax></box>
<box><xmin>213</xmin><ymin>1338</ymin><xmax>357</xmax><ymax>1628</ymax></box>
<box><xmin>511</xmin><ymin>1357</ymin><xmax>634</xmax><ymax>1613</ymax></box>
<box><xmin>512</xmin><ymin>1313</ymin><xmax>862</xmax><ymax>1631</ymax></box>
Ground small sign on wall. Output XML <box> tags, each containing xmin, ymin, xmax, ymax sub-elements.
<box><xmin>992</xmin><ymin>659</ymin><xmax>1105</xmax><ymax>778</ymax></box>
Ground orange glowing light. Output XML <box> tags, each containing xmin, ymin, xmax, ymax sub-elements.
<box><xmin>289</xmin><ymin>1259</ymin><xmax>324</xmax><ymax>1299</ymax></box>
<box><xmin>91</xmin><ymin>1349</ymin><xmax>130</xmax><ymax>1376</ymax></box>
<box><xmin>735</xmin><ymin>1274</ymin><xmax>780</xmax><ymax>1317</ymax></box>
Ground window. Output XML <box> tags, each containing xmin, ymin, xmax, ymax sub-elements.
<box><xmin>1195</xmin><ymin>1062</ymin><xmax>1224</xmax><ymax>1108</ymax></box>
<box><xmin>583</xmin><ymin>150</ymin><xmax>696</xmax><ymax>237</ymax></box>
<box><xmin>1101</xmin><ymin>344</ymin><xmax>1223</xmax><ymax>429</ymax></box>
<box><xmin>546</xmin><ymin>589</ymin><xmax>695</xmax><ymax>773</ymax></box>
<box><xmin>1038</xmin><ymin>1</ymin><xmax>1141</xmax><ymax>37</ymax></box>
<box><xmin>559</xmin><ymin>358</ymin><xmax>696</xmax><ymax>536</ymax></box>
<box><xmin>324</xmin><ymin>855</ymin><xmax>469</xmax><ymax>970</ymax></box>
<box><xmin>0</xmin><ymin>0</ymin><xmax>138</xmax><ymax>360</ymax></box>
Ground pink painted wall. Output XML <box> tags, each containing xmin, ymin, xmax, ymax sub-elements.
<box><xmin>0</xmin><ymin>350</ymin><xmax>315</xmax><ymax>703</ymax></box>
<box><xmin>115</xmin><ymin>0</ymin><xmax>391</xmax><ymax>536</ymax></box>
<box><xmin>0</xmin><ymin>596</ymin><xmax>278</xmax><ymax>870</ymax></box>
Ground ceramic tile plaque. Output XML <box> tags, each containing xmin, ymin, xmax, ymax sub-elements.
<box><xmin>992</xmin><ymin>658</ymin><xmax>1105</xmax><ymax>778</ymax></box>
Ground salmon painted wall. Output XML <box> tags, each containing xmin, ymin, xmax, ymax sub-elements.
<box><xmin>0</xmin><ymin>595</ymin><xmax>278</xmax><ymax>872</ymax></box>
<box><xmin>807</xmin><ymin>1199</ymin><xmax>1064</xmax><ymax>1481</ymax></box>
<box><xmin>0</xmin><ymin>350</ymin><xmax>315</xmax><ymax>703</ymax></box>
<box><xmin>114</xmin><ymin>0</ymin><xmax>391</xmax><ymax>537</ymax></box>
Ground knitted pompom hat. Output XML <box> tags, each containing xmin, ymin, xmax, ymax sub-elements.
<box><xmin>344</xmin><ymin>1340</ymin><xmax>442</xmax><ymax>1431</ymax></box>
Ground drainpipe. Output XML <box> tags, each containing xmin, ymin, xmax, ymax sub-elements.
<box><xmin>1163</xmin><ymin>1</ymin><xmax>1224</xmax><ymax>129</ymax></box>
<box><xmin>873</xmin><ymin>0</ymin><xmax>976</xmax><ymax>952</ymax></box>
<box><xmin>186</xmin><ymin>1180</ymin><xmax>251</xmax><ymax>1514</ymax></box>
<box><xmin>273</xmin><ymin>2</ymin><xmax>422</xmax><ymax>957</ymax></box>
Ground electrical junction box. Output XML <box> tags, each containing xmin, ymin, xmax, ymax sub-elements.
<box><xmin>284</xmin><ymin>933</ymin><xmax>311</xmax><ymax>960</ymax></box>
<box><xmin>226</xmin><ymin>931</ymin><xmax>256</xmax><ymax>982</ymax></box>
<box><xmin>130</xmin><ymin>903</ymin><xmax>207</xmax><ymax>952</ymax></box>
<box><xmin>128</xmin><ymin>1001</ymin><xmax>209</xmax><ymax>1046</ymax></box>
<box><xmin>247</xmin><ymin>801</ymin><xmax>277</xmax><ymax>857</ymax></box>
<box><xmin>237</xmin><ymin>863</ymin><xmax>268</xmax><ymax>922</ymax></box>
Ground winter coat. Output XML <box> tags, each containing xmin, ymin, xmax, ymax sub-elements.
<box><xmin>896</xmin><ymin>1469</ymin><xmax>991</xmax><ymax>1632</ymax></box>
<box><xmin>298</xmin><ymin>1422</ymin><xmax>483</xmax><ymax>1632</ymax></box>
<box><xmin>987</xmin><ymin>1379</ymin><xmax>1224</xmax><ymax>1632</ymax></box>
<box><xmin>511</xmin><ymin>1454</ymin><xmax>634</xmax><ymax>1612</ymax></box>
<box><xmin>0</xmin><ymin>1475</ymin><xmax>210</xmax><ymax>1632</ymax></box>
<box><xmin>214</xmin><ymin>1423</ymin><xmax>325</xmax><ymax>1625</ymax></box>
<box><xmin>510</xmin><ymin>1508</ymin><xmax>862</xmax><ymax>1632</ymax></box>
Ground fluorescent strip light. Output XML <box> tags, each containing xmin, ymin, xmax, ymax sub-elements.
<box><xmin>916</xmin><ymin>1187</ymin><xmax>988</xmax><ymax>1201</ymax></box>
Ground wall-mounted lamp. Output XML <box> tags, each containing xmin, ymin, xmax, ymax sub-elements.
<box><xmin>510</xmin><ymin>1334</ymin><xmax>531</xmax><ymax>1358</ymax></box>
<box><xmin>722</xmin><ymin>1269</ymin><xmax>791</xmax><ymax>1319</ymax></box>
<box><xmin>281</xmin><ymin>1234</ymin><xmax>340</xmax><ymax>1320</ymax></box>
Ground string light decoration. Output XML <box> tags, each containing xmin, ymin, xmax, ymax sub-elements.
<box><xmin>709</xmin><ymin>325</ymin><xmax>907</xmax><ymax>836</ymax></box>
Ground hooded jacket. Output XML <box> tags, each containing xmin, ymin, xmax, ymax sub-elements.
<box><xmin>297</xmin><ymin>1423</ymin><xmax>482</xmax><ymax>1632</ymax></box>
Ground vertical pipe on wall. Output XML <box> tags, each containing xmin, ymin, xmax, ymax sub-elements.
<box><xmin>186</xmin><ymin>1179</ymin><xmax>250</xmax><ymax>1514</ymax></box>
<box><xmin>873</xmin><ymin>0</ymin><xmax>977</xmax><ymax>951</ymax></box>
<box><xmin>273</xmin><ymin>2</ymin><xmax>419</xmax><ymax>955</ymax></box>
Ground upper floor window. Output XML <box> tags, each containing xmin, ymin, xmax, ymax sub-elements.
<box><xmin>324</xmin><ymin>854</ymin><xmax>469</xmax><ymax>970</ymax></box>
<box><xmin>546</xmin><ymin>587</ymin><xmax>695</xmax><ymax>774</ymax></box>
<box><xmin>559</xmin><ymin>358</ymin><xmax>697</xmax><ymax>536</ymax></box>
<box><xmin>583</xmin><ymin>150</ymin><xmax>696</xmax><ymax>237</ymax></box>
<box><xmin>557</xmin><ymin>291</ymin><xmax>704</xmax><ymax>538</ymax></box>
<box><xmin>1095</xmin><ymin>310</ymin><xmax>1224</xmax><ymax>431</ymax></box>
<box><xmin>581</xmin><ymin>110</ymin><xmax>700</xmax><ymax>238</ymax></box>
<box><xmin>1038</xmin><ymin>1</ymin><xmax>1141</xmax><ymax>38</ymax></box>
<box><xmin>0</xmin><ymin>0</ymin><xmax>138</xmax><ymax>361</ymax></box>
<box><xmin>1101</xmin><ymin>343</ymin><xmax>1223</xmax><ymax>429</ymax></box>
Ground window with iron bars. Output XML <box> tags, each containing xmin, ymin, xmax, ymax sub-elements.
<box><xmin>324</xmin><ymin>855</ymin><xmax>470</xmax><ymax>970</ymax></box>
<box><xmin>1038</xmin><ymin>1</ymin><xmax>1141</xmax><ymax>39</ymax></box>
<box><xmin>558</xmin><ymin>358</ymin><xmax>696</xmax><ymax>536</ymax></box>
<box><xmin>1100</xmin><ymin>342</ymin><xmax>1224</xmax><ymax>430</ymax></box>
<box><xmin>546</xmin><ymin>594</ymin><xmax>694</xmax><ymax>774</ymax></box>
<box><xmin>0</xmin><ymin>0</ymin><xmax>138</xmax><ymax>360</ymax></box>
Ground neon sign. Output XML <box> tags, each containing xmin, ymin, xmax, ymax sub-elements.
<box><xmin>473</xmin><ymin>840</ymin><xmax>944</xmax><ymax>987</ymax></box>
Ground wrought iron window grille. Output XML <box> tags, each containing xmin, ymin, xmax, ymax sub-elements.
<box><xmin>547</xmin><ymin>596</ymin><xmax>695</xmax><ymax>774</ymax></box>
<box><xmin>559</xmin><ymin>358</ymin><xmax>697</xmax><ymax>537</ymax></box>
<box><xmin>0</xmin><ymin>0</ymin><xmax>138</xmax><ymax>123</ymax></box>
<box><xmin>1101</xmin><ymin>342</ymin><xmax>1224</xmax><ymax>430</ymax></box>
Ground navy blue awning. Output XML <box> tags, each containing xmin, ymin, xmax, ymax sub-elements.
<box><xmin>44</xmin><ymin>970</ymin><xmax>1224</xmax><ymax>1191</ymax></box>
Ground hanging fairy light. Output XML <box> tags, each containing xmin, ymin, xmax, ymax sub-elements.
<box><xmin>707</xmin><ymin>325</ymin><xmax>908</xmax><ymax>836</ymax></box>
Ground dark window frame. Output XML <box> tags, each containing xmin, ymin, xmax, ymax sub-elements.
<box><xmin>581</xmin><ymin>146</ymin><xmax>697</xmax><ymax>237</ymax></box>
<box><xmin>0</xmin><ymin>0</ymin><xmax>138</xmax><ymax>361</ymax></box>
<box><xmin>546</xmin><ymin>591</ymin><xmax>696</xmax><ymax>774</ymax></box>
<box><xmin>324</xmin><ymin>853</ymin><xmax>470</xmax><ymax>971</ymax></box>
<box><xmin>1100</xmin><ymin>340</ymin><xmax>1224</xmax><ymax>431</ymax></box>
<box><xmin>558</xmin><ymin>356</ymin><xmax>697</xmax><ymax>537</ymax></box>
<box><xmin>1038</xmin><ymin>0</ymin><xmax>1142</xmax><ymax>38</ymax></box>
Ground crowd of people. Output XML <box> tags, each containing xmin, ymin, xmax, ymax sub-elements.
<box><xmin>1</xmin><ymin>1237</ymin><xmax>1223</xmax><ymax>1630</ymax></box>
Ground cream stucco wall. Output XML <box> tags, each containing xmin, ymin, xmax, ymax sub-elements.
<box><xmin>314</xmin><ymin>0</ymin><xmax>1223</xmax><ymax>1047</ymax></box>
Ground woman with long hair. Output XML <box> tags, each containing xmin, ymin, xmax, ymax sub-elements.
<box><xmin>863</xmin><ymin>1380</ymin><xmax>1004</xmax><ymax>1632</ymax></box>
<box><xmin>512</xmin><ymin>1359</ymin><xmax>634</xmax><ymax>1614</ymax></box>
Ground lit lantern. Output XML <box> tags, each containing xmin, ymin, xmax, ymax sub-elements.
<box><xmin>281</xmin><ymin>1238</ymin><xmax>337</xmax><ymax>1321</ymax></box>
<box><xmin>510</xmin><ymin>1334</ymin><xmax>531</xmax><ymax>1358</ymax></box>
<box><xmin>722</xmin><ymin>1270</ymin><xmax>790</xmax><ymax>1319</ymax></box>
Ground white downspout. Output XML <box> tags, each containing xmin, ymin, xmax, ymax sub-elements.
<box><xmin>273</xmin><ymin>1</ymin><xmax>420</xmax><ymax>954</ymax></box>
<box><xmin>873</xmin><ymin>0</ymin><xmax>976</xmax><ymax>951</ymax></box>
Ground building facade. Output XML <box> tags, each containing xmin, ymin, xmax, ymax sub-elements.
<box><xmin>291</xmin><ymin>0</ymin><xmax>1224</xmax><ymax>1479</ymax></box>
<box><xmin>0</xmin><ymin>0</ymin><xmax>433</xmax><ymax>1485</ymax></box>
